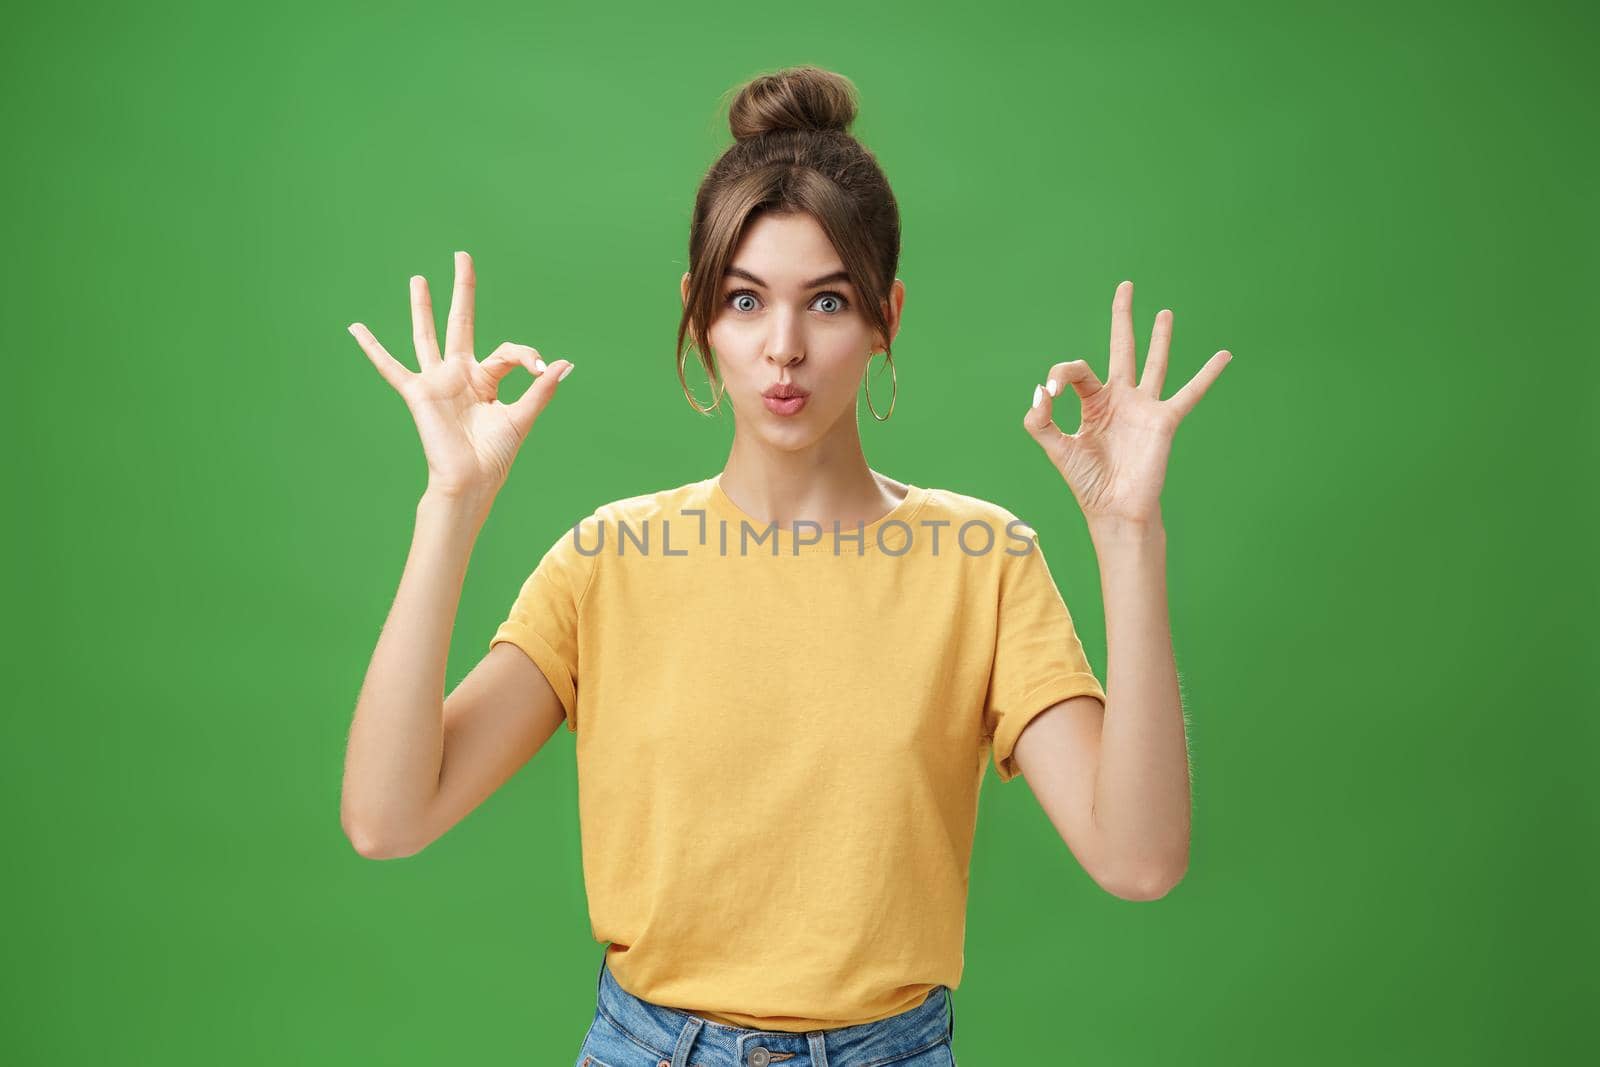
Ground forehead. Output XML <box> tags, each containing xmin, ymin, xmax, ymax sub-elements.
<box><xmin>726</xmin><ymin>212</ymin><xmax>847</xmax><ymax>284</ymax></box>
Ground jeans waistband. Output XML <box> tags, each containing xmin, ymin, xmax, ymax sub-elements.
<box><xmin>591</xmin><ymin>952</ymin><xmax>954</xmax><ymax>1067</ymax></box>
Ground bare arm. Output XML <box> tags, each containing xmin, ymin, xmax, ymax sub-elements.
<box><xmin>341</xmin><ymin>489</ymin><xmax>569</xmax><ymax>859</ymax></box>
<box><xmin>1018</xmin><ymin>279</ymin><xmax>1230</xmax><ymax>899</ymax></box>
<box><xmin>1013</xmin><ymin>518</ymin><xmax>1188</xmax><ymax>901</ymax></box>
<box><xmin>338</xmin><ymin>250</ymin><xmax>574</xmax><ymax>859</ymax></box>
<box><xmin>423</xmin><ymin>641</ymin><xmax>568</xmax><ymax>856</ymax></box>
<box><xmin>1081</xmin><ymin>516</ymin><xmax>1188</xmax><ymax>897</ymax></box>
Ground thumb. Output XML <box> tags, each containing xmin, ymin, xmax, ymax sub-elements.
<box><xmin>1022</xmin><ymin>379</ymin><xmax>1078</xmax><ymax>469</ymax></box>
<box><xmin>506</xmin><ymin>359</ymin><xmax>574</xmax><ymax>438</ymax></box>
<box><xmin>1023</xmin><ymin>380</ymin><xmax>1066</xmax><ymax>449</ymax></box>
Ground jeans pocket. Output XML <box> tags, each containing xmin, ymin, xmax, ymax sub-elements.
<box><xmin>876</xmin><ymin>1036</ymin><xmax>958</xmax><ymax>1066</ymax></box>
<box><xmin>577</xmin><ymin>1007</ymin><xmax>669</xmax><ymax>1067</ymax></box>
<box><xmin>574</xmin><ymin>1009</ymin><xmax>621</xmax><ymax>1067</ymax></box>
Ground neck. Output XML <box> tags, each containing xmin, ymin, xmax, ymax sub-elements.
<box><xmin>719</xmin><ymin>407</ymin><xmax>902</xmax><ymax>530</ymax></box>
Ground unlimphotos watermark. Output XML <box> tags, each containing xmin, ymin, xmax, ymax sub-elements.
<box><xmin>565</xmin><ymin>510</ymin><xmax>1038</xmax><ymax>558</ymax></box>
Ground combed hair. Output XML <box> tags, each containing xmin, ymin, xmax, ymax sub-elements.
<box><xmin>676</xmin><ymin>65</ymin><xmax>902</xmax><ymax>415</ymax></box>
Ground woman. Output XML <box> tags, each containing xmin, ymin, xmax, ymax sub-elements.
<box><xmin>341</xmin><ymin>65</ymin><xmax>1229</xmax><ymax>1067</ymax></box>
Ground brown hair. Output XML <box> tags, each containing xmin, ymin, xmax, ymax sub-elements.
<box><xmin>675</xmin><ymin>65</ymin><xmax>902</xmax><ymax>415</ymax></box>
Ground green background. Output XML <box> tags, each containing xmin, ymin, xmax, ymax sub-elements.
<box><xmin>5</xmin><ymin>0</ymin><xmax>1593</xmax><ymax>1062</ymax></box>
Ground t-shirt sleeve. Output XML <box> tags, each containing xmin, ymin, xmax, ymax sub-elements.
<box><xmin>488</xmin><ymin>513</ymin><xmax>601</xmax><ymax>733</ymax></box>
<box><xmin>983</xmin><ymin>525</ymin><xmax>1107</xmax><ymax>783</ymax></box>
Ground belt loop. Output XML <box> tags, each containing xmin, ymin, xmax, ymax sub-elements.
<box><xmin>807</xmin><ymin>1031</ymin><xmax>828</xmax><ymax>1067</ymax></box>
<box><xmin>670</xmin><ymin>1016</ymin><xmax>704</xmax><ymax>1067</ymax></box>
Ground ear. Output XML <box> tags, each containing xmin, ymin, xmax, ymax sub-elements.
<box><xmin>680</xmin><ymin>271</ymin><xmax>691</xmax><ymax>308</ymax></box>
<box><xmin>878</xmin><ymin>278</ymin><xmax>906</xmax><ymax>350</ymax></box>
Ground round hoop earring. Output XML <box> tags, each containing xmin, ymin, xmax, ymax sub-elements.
<box><xmin>864</xmin><ymin>351</ymin><xmax>897</xmax><ymax>422</ymax></box>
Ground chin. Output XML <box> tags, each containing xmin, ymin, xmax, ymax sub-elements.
<box><xmin>755</xmin><ymin>422</ymin><xmax>823</xmax><ymax>452</ymax></box>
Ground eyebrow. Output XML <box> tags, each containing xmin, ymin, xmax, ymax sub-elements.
<box><xmin>724</xmin><ymin>266</ymin><xmax>853</xmax><ymax>289</ymax></box>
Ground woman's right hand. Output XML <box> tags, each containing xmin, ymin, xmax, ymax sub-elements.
<box><xmin>347</xmin><ymin>251</ymin><xmax>573</xmax><ymax>501</ymax></box>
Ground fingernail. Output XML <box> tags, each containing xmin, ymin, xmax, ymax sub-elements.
<box><xmin>534</xmin><ymin>357</ymin><xmax>546</xmax><ymax>372</ymax></box>
<box><xmin>347</xmin><ymin>323</ymin><xmax>358</xmax><ymax>335</ymax></box>
<box><xmin>1032</xmin><ymin>385</ymin><xmax>1043</xmax><ymax>407</ymax></box>
<box><xmin>558</xmin><ymin>364</ymin><xmax>574</xmax><ymax>382</ymax></box>
<box><xmin>1045</xmin><ymin>379</ymin><xmax>1058</xmax><ymax>397</ymax></box>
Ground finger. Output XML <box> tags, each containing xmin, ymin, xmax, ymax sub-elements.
<box><xmin>445</xmin><ymin>250</ymin><xmax>476</xmax><ymax>359</ymax></box>
<box><xmin>480</xmin><ymin>341</ymin><xmax>547</xmax><ymax>391</ymax></box>
<box><xmin>1140</xmin><ymin>309</ymin><xmax>1173</xmax><ymax>397</ymax></box>
<box><xmin>1045</xmin><ymin>359</ymin><xmax>1105</xmax><ymax>403</ymax></box>
<box><xmin>1023</xmin><ymin>379</ymin><xmax>1074</xmax><ymax>460</ymax></box>
<box><xmin>1166</xmin><ymin>350</ymin><xmax>1232</xmax><ymax>421</ymax></box>
<box><xmin>506</xmin><ymin>358</ymin><xmax>575</xmax><ymax>438</ymax></box>
<box><xmin>347</xmin><ymin>322</ymin><xmax>412</xmax><ymax>394</ymax></box>
<box><xmin>1108</xmin><ymin>280</ymin><xmax>1136</xmax><ymax>386</ymax></box>
<box><xmin>410</xmin><ymin>274</ymin><xmax>441</xmax><ymax>367</ymax></box>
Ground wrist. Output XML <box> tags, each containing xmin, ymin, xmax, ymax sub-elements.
<box><xmin>1085</xmin><ymin>510</ymin><xmax>1166</xmax><ymax>546</ymax></box>
<box><xmin>419</xmin><ymin>483</ymin><xmax>496</xmax><ymax>520</ymax></box>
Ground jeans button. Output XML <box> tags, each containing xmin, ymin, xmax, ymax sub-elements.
<box><xmin>748</xmin><ymin>1047</ymin><xmax>771</xmax><ymax>1067</ymax></box>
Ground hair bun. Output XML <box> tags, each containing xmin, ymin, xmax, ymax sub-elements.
<box><xmin>727</xmin><ymin>65</ymin><xmax>859</xmax><ymax>141</ymax></box>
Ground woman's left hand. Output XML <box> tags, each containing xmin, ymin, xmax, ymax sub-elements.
<box><xmin>1024</xmin><ymin>280</ymin><xmax>1232</xmax><ymax>525</ymax></box>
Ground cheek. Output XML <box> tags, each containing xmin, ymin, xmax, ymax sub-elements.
<box><xmin>820</xmin><ymin>346</ymin><xmax>872</xmax><ymax>383</ymax></box>
<box><xmin>705</xmin><ymin>323</ymin><xmax>869</xmax><ymax>373</ymax></box>
<box><xmin>706</xmin><ymin>321</ymin><xmax>748</xmax><ymax>361</ymax></box>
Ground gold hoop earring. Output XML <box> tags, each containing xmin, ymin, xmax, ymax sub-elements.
<box><xmin>864</xmin><ymin>351</ymin><xmax>897</xmax><ymax>422</ymax></box>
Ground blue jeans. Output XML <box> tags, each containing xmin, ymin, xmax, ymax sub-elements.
<box><xmin>576</xmin><ymin>952</ymin><xmax>958</xmax><ymax>1067</ymax></box>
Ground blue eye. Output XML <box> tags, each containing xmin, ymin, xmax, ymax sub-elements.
<box><xmin>725</xmin><ymin>289</ymin><xmax>852</xmax><ymax>314</ymax></box>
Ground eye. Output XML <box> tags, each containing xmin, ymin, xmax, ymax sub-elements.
<box><xmin>724</xmin><ymin>289</ymin><xmax>852</xmax><ymax>315</ymax></box>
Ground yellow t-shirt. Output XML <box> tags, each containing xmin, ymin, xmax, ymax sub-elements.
<box><xmin>489</xmin><ymin>475</ymin><xmax>1105</xmax><ymax>1032</ymax></box>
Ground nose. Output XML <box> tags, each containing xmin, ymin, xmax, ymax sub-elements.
<box><xmin>764</xmin><ymin>307</ymin><xmax>805</xmax><ymax>367</ymax></box>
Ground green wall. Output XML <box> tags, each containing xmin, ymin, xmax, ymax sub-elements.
<box><xmin>4</xmin><ymin>0</ymin><xmax>1592</xmax><ymax>1062</ymax></box>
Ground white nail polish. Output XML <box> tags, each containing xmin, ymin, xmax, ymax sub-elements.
<box><xmin>1032</xmin><ymin>385</ymin><xmax>1043</xmax><ymax>407</ymax></box>
<box><xmin>1045</xmin><ymin>379</ymin><xmax>1058</xmax><ymax>397</ymax></box>
<box><xmin>558</xmin><ymin>364</ymin><xmax>574</xmax><ymax>382</ymax></box>
<box><xmin>534</xmin><ymin>358</ymin><xmax>546</xmax><ymax>372</ymax></box>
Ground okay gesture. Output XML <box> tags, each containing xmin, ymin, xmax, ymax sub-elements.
<box><xmin>1024</xmin><ymin>280</ymin><xmax>1232</xmax><ymax>525</ymax></box>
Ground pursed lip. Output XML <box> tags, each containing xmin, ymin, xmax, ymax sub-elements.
<box><xmin>762</xmin><ymin>384</ymin><xmax>810</xmax><ymax>399</ymax></box>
